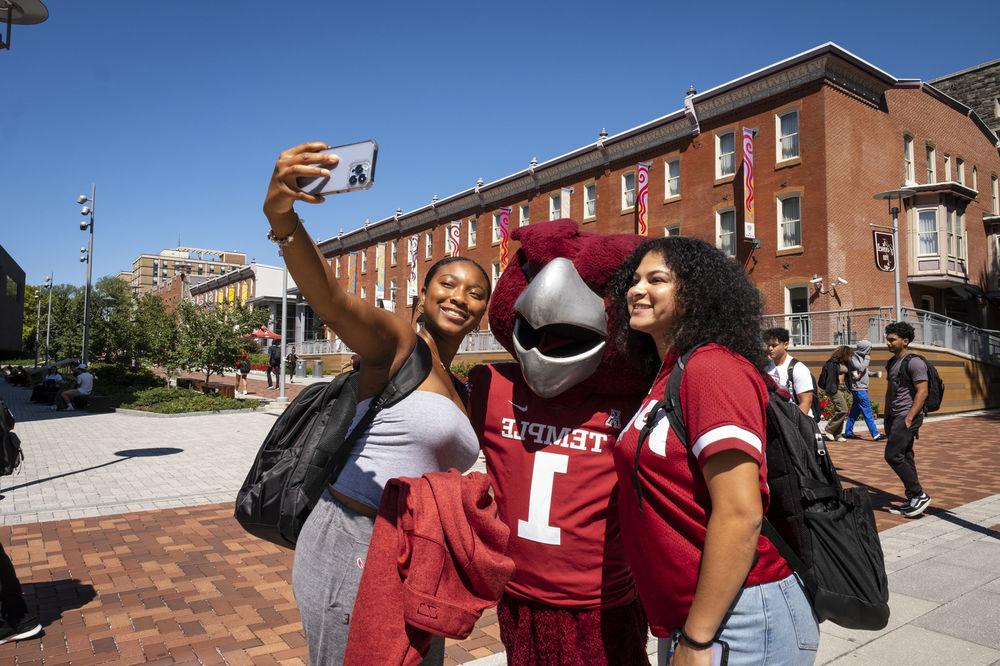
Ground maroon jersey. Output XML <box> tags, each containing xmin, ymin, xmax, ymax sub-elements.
<box><xmin>613</xmin><ymin>344</ymin><xmax>791</xmax><ymax>636</ymax></box>
<box><xmin>468</xmin><ymin>363</ymin><xmax>641</xmax><ymax>609</ymax></box>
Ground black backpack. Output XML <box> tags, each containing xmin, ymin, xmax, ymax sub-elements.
<box><xmin>268</xmin><ymin>345</ymin><xmax>281</xmax><ymax>366</ymax></box>
<box><xmin>636</xmin><ymin>346</ymin><xmax>890</xmax><ymax>630</ymax></box>
<box><xmin>817</xmin><ymin>359</ymin><xmax>840</xmax><ymax>396</ymax></box>
<box><xmin>235</xmin><ymin>337</ymin><xmax>433</xmax><ymax>548</ymax></box>
<box><xmin>0</xmin><ymin>399</ymin><xmax>24</xmax><ymax>477</ymax></box>
<box><xmin>894</xmin><ymin>353</ymin><xmax>944</xmax><ymax>413</ymax></box>
<box><xmin>786</xmin><ymin>358</ymin><xmax>821</xmax><ymax>425</ymax></box>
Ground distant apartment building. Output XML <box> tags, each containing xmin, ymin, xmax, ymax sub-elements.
<box><xmin>931</xmin><ymin>58</ymin><xmax>1000</xmax><ymax>137</ymax></box>
<box><xmin>149</xmin><ymin>273</ymin><xmax>211</xmax><ymax>315</ymax></box>
<box><xmin>128</xmin><ymin>247</ymin><xmax>246</xmax><ymax>295</ymax></box>
<box><xmin>0</xmin><ymin>245</ymin><xmax>26</xmax><ymax>354</ymax></box>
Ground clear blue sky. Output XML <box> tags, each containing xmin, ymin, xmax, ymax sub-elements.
<box><xmin>3</xmin><ymin>0</ymin><xmax>998</xmax><ymax>287</ymax></box>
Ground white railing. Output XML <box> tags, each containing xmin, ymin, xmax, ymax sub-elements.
<box><xmin>458</xmin><ymin>330</ymin><xmax>505</xmax><ymax>354</ymax></box>
<box><xmin>297</xmin><ymin>332</ymin><xmax>504</xmax><ymax>356</ymax></box>
<box><xmin>762</xmin><ymin>307</ymin><xmax>1000</xmax><ymax>362</ymax></box>
<box><xmin>297</xmin><ymin>339</ymin><xmax>351</xmax><ymax>355</ymax></box>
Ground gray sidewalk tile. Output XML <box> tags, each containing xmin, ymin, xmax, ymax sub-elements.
<box><xmin>827</xmin><ymin>624</ymin><xmax>1000</xmax><ymax>665</ymax></box>
<box><xmin>944</xmin><ymin>540</ymin><xmax>1000</xmax><ymax>574</ymax></box>
<box><xmin>816</xmin><ymin>634</ymin><xmax>857</xmax><ymax>664</ymax></box>
<box><xmin>887</xmin><ymin>559</ymin><xmax>998</xmax><ymax>603</ymax></box>
<box><xmin>911</xmin><ymin>588</ymin><xmax>1000</xmax><ymax>650</ymax></box>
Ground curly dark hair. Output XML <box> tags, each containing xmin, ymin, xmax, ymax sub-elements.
<box><xmin>885</xmin><ymin>321</ymin><xmax>915</xmax><ymax>343</ymax></box>
<box><xmin>607</xmin><ymin>236</ymin><xmax>768</xmax><ymax>381</ymax></box>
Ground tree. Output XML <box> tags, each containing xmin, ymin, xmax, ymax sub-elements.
<box><xmin>175</xmin><ymin>301</ymin><xmax>268</xmax><ymax>382</ymax></box>
<box><xmin>20</xmin><ymin>284</ymin><xmax>41</xmax><ymax>360</ymax></box>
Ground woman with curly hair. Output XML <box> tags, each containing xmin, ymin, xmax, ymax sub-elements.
<box><xmin>608</xmin><ymin>237</ymin><xmax>818</xmax><ymax>665</ymax></box>
<box><xmin>822</xmin><ymin>346</ymin><xmax>854</xmax><ymax>442</ymax></box>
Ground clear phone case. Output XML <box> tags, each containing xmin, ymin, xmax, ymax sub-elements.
<box><xmin>297</xmin><ymin>140</ymin><xmax>378</xmax><ymax>196</ymax></box>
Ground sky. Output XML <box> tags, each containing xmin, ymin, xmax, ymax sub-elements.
<box><xmin>2</xmin><ymin>0</ymin><xmax>999</xmax><ymax>287</ymax></box>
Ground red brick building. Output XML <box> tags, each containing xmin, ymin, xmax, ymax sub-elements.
<box><xmin>314</xmin><ymin>43</ymin><xmax>1000</xmax><ymax>338</ymax></box>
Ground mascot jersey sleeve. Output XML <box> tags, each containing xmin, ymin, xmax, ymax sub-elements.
<box><xmin>469</xmin><ymin>363</ymin><xmax>639</xmax><ymax>609</ymax></box>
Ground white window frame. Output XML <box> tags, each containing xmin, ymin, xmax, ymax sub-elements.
<box><xmin>957</xmin><ymin>210</ymin><xmax>967</xmax><ymax>262</ymax></box>
<box><xmin>972</xmin><ymin>166</ymin><xmax>978</xmax><ymax>193</ymax></box>
<box><xmin>917</xmin><ymin>208</ymin><xmax>939</xmax><ymax>257</ymax></box>
<box><xmin>665</xmin><ymin>159</ymin><xmax>681</xmax><ymax>199</ymax></box>
<box><xmin>664</xmin><ymin>224</ymin><xmax>681</xmax><ymax>237</ymax></box>
<box><xmin>390</xmin><ymin>240</ymin><xmax>397</xmax><ymax>266</ymax></box>
<box><xmin>491</xmin><ymin>261</ymin><xmax>501</xmax><ymax>286</ymax></box>
<box><xmin>992</xmin><ymin>175</ymin><xmax>999</xmax><ymax>215</ymax></box>
<box><xmin>716</xmin><ymin>131</ymin><xmax>736</xmax><ymax>178</ymax></box>
<box><xmin>583</xmin><ymin>182</ymin><xmax>597</xmax><ymax>219</ymax></box>
<box><xmin>903</xmin><ymin>134</ymin><xmax>915</xmax><ymax>184</ymax></box>
<box><xmin>360</xmin><ymin>285</ymin><xmax>367</xmax><ymax>301</ymax></box>
<box><xmin>944</xmin><ymin>154</ymin><xmax>952</xmax><ymax>181</ymax></box>
<box><xmin>549</xmin><ymin>193</ymin><xmax>562</xmax><ymax>220</ymax></box>
<box><xmin>925</xmin><ymin>144</ymin><xmax>936</xmax><ymax>183</ymax></box>
<box><xmin>425</xmin><ymin>231</ymin><xmax>433</xmax><ymax>259</ymax></box>
<box><xmin>389</xmin><ymin>279</ymin><xmax>397</xmax><ymax>305</ymax></box>
<box><xmin>519</xmin><ymin>204</ymin><xmax>530</xmax><ymax>227</ymax></box>
<box><xmin>956</xmin><ymin>158</ymin><xmax>965</xmax><ymax>185</ymax></box>
<box><xmin>491</xmin><ymin>213</ymin><xmax>502</xmax><ymax>243</ymax></box>
<box><xmin>716</xmin><ymin>208</ymin><xmax>736</xmax><ymax>257</ymax></box>
<box><xmin>775</xmin><ymin>110</ymin><xmax>800</xmax><ymax>162</ymax></box>
<box><xmin>335</xmin><ymin>257</ymin><xmax>341</xmax><ymax>278</ymax></box>
<box><xmin>621</xmin><ymin>171</ymin><xmax>636</xmax><ymax>210</ymax></box>
<box><xmin>467</xmin><ymin>218</ymin><xmax>477</xmax><ymax>248</ymax></box>
<box><xmin>360</xmin><ymin>249</ymin><xmax>367</xmax><ymax>273</ymax></box>
<box><xmin>777</xmin><ymin>194</ymin><xmax>802</xmax><ymax>250</ymax></box>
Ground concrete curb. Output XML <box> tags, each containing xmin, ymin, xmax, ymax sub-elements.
<box><xmin>115</xmin><ymin>406</ymin><xmax>261</xmax><ymax>418</ymax></box>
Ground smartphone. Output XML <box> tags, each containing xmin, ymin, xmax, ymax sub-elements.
<box><xmin>662</xmin><ymin>635</ymin><xmax>730</xmax><ymax>666</ymax></box>
<box><xmin>296</xmin><ymin>139</ymin><xmax>378</xmax><ymax>196</ymax></box>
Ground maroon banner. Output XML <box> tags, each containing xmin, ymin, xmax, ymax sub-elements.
<box><xmin>873</xmin><ymin>230</ymin><xmax>895</xmax><ymax>272</ymax></box>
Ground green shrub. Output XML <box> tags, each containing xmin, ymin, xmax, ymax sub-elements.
<box><xmin>88</xmin><ymin>362</ymin><xmax>164</xmax><ymax>389</ymax></box>
<box><xmin>123</xmin><ymin>386</ymin><xmax>258</xmax><ymax>414</ymax></box>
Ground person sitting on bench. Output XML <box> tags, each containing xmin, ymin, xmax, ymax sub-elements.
<box><xmin>57</xmin><ymin>364</ymin><xmax>94</xmax><ymax>412</ymax></box>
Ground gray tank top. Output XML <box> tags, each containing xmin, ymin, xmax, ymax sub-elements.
<box><xmin>331</xmin><ymin>390</ymin><xmax>480</xmax><ymax>509</ymax></box>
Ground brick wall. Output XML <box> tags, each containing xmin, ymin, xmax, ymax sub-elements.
<box><xmin>931</xmin><ymin>60</ymin><xmax>1000</xmax><ymax>136</ymax></box>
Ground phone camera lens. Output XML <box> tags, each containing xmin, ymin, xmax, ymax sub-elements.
<box><xmin>349</xmin><ymin>175</ymin><xmax>358</xmax><ymax>185</ymax></box>
<box><xmin>353</xmin><ymin>165</ymin><xmax>364</xmax><ymax>174</ymax></box>
<box><xmin>358</xmin><ymin>174</ymin><xmax>367</xmax><ymax>184</ymax></box>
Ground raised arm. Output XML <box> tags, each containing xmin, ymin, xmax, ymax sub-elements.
<box><xmin>262</xmin><ymin>142</ymin><xmax>414</xmax><ymax>373</ymax></box>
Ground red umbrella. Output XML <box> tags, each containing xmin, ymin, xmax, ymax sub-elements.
<box><xmin>251</xmin><ymin>326</ymin><xmax>282</xmax><ymax>340</ymax></box>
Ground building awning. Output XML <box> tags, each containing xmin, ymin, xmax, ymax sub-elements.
<box><xmin>906</xmin><ymin>274</ymin><xmax>969</xmax><ymax>289</ymax></box>
<box><xmin>906</xmin><ymin>181</ymin><xmax>978</xmax><ymax>201</ymax></box>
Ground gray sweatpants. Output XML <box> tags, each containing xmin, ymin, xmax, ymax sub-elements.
<box><xmin>292</xmin><ymin>489</ymin><xmax>444</xmax><ymax>665</ymax></box>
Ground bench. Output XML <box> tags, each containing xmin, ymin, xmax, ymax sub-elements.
<box><xmin>175</xmin><ymin>378</ymin><xmax>236</xmax><ymax>398</ymax></box>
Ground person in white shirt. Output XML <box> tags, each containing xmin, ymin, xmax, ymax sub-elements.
<box><xmin>43</xmin><ymin>367</ymin><xmax>63</xmax><ymax>384</ymax></box>
<box><xmin>59</xmin><ymin>364</ymin><xmax>94</xmax><ymax>412</ymax></box>
<box><xmin>764</xmin><ymin>327</ymin><xmax>814</xmax><ymax>418</ymax></box>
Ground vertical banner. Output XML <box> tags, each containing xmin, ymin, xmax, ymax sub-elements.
<box><xmin>407</xmin><ymin>234</ymin><xmax>419</xmax><ymax>297</ymax></box>
<box><xmin>375</xmin><ymin>242</ymin><xmax>386</xmax><ymax>302</ymax></box>
<box><xmin>742</xmin><ymin>127</ymin><xmax>756</xmax><ymax>239</ymax></box>
<box><xmin>498</xmin><ymin>207</ymin><xmax>512</xmax><ymax>271</ymax></box>
<box><xmin>348</xmin><ymin>252</ymin><xmax>358</xmax><ymax>295</ymax></box>
<box><xmin>873</xmin><ymin>230</ymin><xmax>895</xmax><ymax>272</ymax></box>
<box><xmin>446</xmin><ymin>221</ymin><xmax>460</xmax><ymax>257</ymax></box>
<box><xmin>240</xmin><ymin>281</ymin><xmax>249</xmax><ymax>304</ymax></box>
<box><xmin>636</xmin><ymin>162</ymin><xmax>651</xmax><ymax>235</ymax></box>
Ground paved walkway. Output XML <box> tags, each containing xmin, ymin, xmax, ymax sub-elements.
<box><xmin>2</xmin><ymin>379</ymin><xmax>999</xmax><ymax>664</ymax></box>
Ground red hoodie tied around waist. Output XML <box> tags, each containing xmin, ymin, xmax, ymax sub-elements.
<box><xmin>344</xmin><ymin>470</ymin><xmax>515</xmax><ymax>665</ymax></box>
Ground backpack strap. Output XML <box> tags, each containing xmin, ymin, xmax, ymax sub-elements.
<box><xmin>786</xmin><ymin>358</ymin><xmax>800</xmax><ymax>401</ymax></box>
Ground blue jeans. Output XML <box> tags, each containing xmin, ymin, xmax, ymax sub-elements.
<box><xmin>657</xmin><ymin>574</ymin><xmax>818</xmax><ymax>666</ymax></box>
<box><xmin>845</xmin><ymin>390</ymin><xmax>881</xmax><ymax>437</ymax></box>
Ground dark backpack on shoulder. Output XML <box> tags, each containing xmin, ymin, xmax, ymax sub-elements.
<box><xmin>895</xmin><ymin>353</ymin><xmax>944</xmax><ymax>413</ymax></box>
<box><xmin>235</xmin><ymin>337</ymin><xmax>433</xmax><ymax>548</ymax></box>
<box><xmin>0</xmin><ymin>399</ymin><xmax>24</xmax><ymax>477</ymax></box>
<box><xmin>639</xmin><ymin>346</ymin><xmax>890</xmax><ymax>630</ymax></box>
<box><xmin>787</xmin><ymin>358</ymin><xmax>821</xmax><ymax>425</ymax></box>
<box><xmin>817</xmin><ymin>360</ymin><xmax>840</xmax><ymax>396</ymax></box>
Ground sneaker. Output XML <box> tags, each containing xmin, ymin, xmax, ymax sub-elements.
<box><xmin>901</xmin><ymin>494</ymin><xmax>931</xmax><ymax>518</ymax></box>
<box><xmin>65</xmin><ymin>404</ymin><xmax>75</xmax><ymax>412</ymax></box>
<box><xmin>822</xmin><ymin>431</ymin><xmax>835</xmax><ymax>442</ymax></box>
<box><xmin>836</xmin><ymin>436</ymin><xmax>847</xmax><ymax>442</ymax></box>
<box><xmin>0</xmin><ymin>615</ymin><xmax>42</xmax><ymax>645</ymax></box>
<box><xmin>872</xmin><ymin>433</ymin><xmax>886</xmax><ymax>441</ymax></box>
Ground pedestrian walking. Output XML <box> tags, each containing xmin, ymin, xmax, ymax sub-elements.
<box><xmin>822</xmin><ymin>346</ymin><xmax>853</xmax><ymax>442</ymax></box>
<box><xmin>266</xmin><ymin>343</ymin><xmax>281</xmax><ymax>389</ymax></box>
<box><xmin>844</xmin><ymin>340</ymin><xmax>884</xmax><ymax>441</ymax></box>
<box><xmin>236</xmin><ymin>350</ymin><xmax>250</xmax><ymax>397</ymax></box>
<box><xmin>883</xmin><ymin>322</ymin><xmax>931</xmax><ymax>518</ymax></box>
<box><xmin>609</xmin><ymin>236</ymin><xmax>818</xmax><ymax>665</ymax></box>
<box><xmin>285</xmin><ymin>346</ymin><xmax>297</xmax><ymax>385</ymax></box>
<box><xmin>764</xmin><ymin>327</ymin><xmax>815</xmax><ymax>418</ymax></box>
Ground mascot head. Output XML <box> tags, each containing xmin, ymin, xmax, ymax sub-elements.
<box><xmin>488</xmin><ymin>219</ymin><xmax>647</xmax><ymax>398</ymax></box>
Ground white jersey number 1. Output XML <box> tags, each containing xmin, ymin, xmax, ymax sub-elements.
<box><xmin>517</xmin><ymin>451</ymin><xmax>568</xmax><ymax>545</ymax></box>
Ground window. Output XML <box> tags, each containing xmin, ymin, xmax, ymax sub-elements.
<box><xmin>995</xmin><ymin>97</ymin><xmax>1000</xmax><ymax>118</ymax></box>
<box><xmin>716</xmin><ymin>209</ymin><xmax>736</xmax><ymax>257</ymax></box>
<box><xmin>903</xmin><ymin>135</ymin><xmax>915</xmax><ymax>183</ymax></box>
<box><xmin>776</xmin><ymin>111</ymin><xmax>799</xmax><ymax>161</ymax></box>
<box><xmin>920</xmin><ymin>295</ymin><xmax>935</xmax><ymax>313</ymax></box>
<box><xmin>519</xmin><ymin>204</ymin><xmax>530</xmax><ymax>227</ymax></box>
<box><xmin>491</xmin><ymin>213</ymin><xmax>502</xmax><ymax>243</ymax></box>
<box><xmin>549</xmin><ymin>193</ymin><xmax>562</xmax><ymax>220</ymax></box>
<box><xmin>778</xmin><ymin>195</ymin><xmax>802</xmax><ymax>249</ymax></box>
<box><xmin>972</xmin><ymin>166</ymin><xmax>978</xmax><ymax>192</ymax></box>
<box><xmin>491</xmin><ymin>261</ymin><xmax>501</xmax><ymax>287</ymax></box>
<box><xmin>621</xmin><ymin>172</ymin><xmax>636</xmax><ymax>210</ymax></box>
<box><xmin>360</xmin><ymin>249</ymin><xmax>367</xmax><ymax>273</ymax></box>
<box><xmin>784</xmin><ymin>285</ymin><xmax>811</xmax><ymax>346</ymax></box>
<box><xmin>468</xmin><ymin>218</ymin><xmax>477</xmax><ymax>247</ymax></box>
<box><xmin>956</xmin><ymin>158</ymin><xmax>965</xmax><ymax>185</ymax></box>
<box><xmin>360</xmin><ymin>286</ymin><xmax>367</xmax><ymax>301</ymax></box>
<box><xmin>716</xmin><ymin>131</ymin><xmax>736</xmax><ymax>178</ymax></box>
<box><xmin>389</xmin><ymin>279</ymin><xmax>397</xmax><ymax>305</ymax></box>
<box><xmin>665</xmin><ymin>159</ymin><xmax>681</xmax><ymax>198</ymax></box>
<box><xmin>992</xmin><ymin>175</ymin><xmax>999</xmax><ymax>214</ymax></box>
<box><xmin>925</xmin><ymin>144</ymin><xmax>936</xmax><ymax>183</ymax></box>
<box><xmin>335</xmin><ymin>257</ymin><xmax>341</xmax><ymax>278</ymax></box>
<box><xmin>944</xmin><ymin>154</ymin><xmax>952</xmax><ymax>181</ymax></box>
<box><xmin>918</xmin><ymin>210</ymin><xmax>938</xmax><ymax>255</ymax></box>
<box><xmin>390</xmin><ymin>240</ymin><xmax>397</xmax><ymax>265</ymax></box>
<box><xmin>665</xmin><ymin>225</ymin><xmax>681</xmax><ymax>237</ymax></box>
<box><xmin>584</xmin><ymin>183</ymin><xmax>597</xmax><ymax>219</ymax></box>
<box><xmin>425</xmin><ymin>231</ymin><xmax>433</xmax><ymax>259</ymax></box>
<box><xmin>957</xmin><ymin>211</ymin><xmax>966</xmax><ymax>261</ymax></box>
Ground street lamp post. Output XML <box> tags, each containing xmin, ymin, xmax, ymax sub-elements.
<box><xmin>277</xmin><ymin>248</ymin><xmax>288</xmax><ymax>403</ymax></box>
<box><xmin>77</xmin><ymin>185</ymin><xmax>95</xmax><ymax>365</ymax></box>
<box><xmin>873</xmin><ymin>188</ymin><xmax>915</xmax><ymax>324</ymax></box>
<box><xmin>44</xmin><ymin>273</ymin><xmax>53</xmax><ymax>365</ymax></box>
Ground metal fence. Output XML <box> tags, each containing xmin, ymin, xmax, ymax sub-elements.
<box><xmin>297</xmin><ymin>331</ymin><xmax>505</xmax><ymax>356</ymax></box>
<box><xmin>458</xmin><ymin>330</ymin><xmax>504</xmax><ymax>354</ymax></box>
<box><xmin>296</xmin><ymin>338</ymin><xmax>350</xmax><ymax>355</ymax></box>
<box><xmin>762</xmin><ymin>307</ymin><xmax>1000</xmax><ymax>362</ymax></box>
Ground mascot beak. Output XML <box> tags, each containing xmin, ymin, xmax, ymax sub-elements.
<box><xmin>512</xmin><ymin>258</ymin><xmax>607</xmax><ymax>398</ymax></box>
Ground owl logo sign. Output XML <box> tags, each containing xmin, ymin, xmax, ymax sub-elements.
<box><xmin>873</xmin><ymin>231</ymin><xmax>895</xmax><ymax>272</ymax></box>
